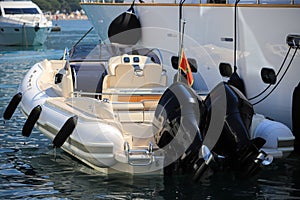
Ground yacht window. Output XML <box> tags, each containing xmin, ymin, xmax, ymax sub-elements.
<box><xmin>206</xmin><ymin>0</ymin><xmax>226</xmax><ymax>3</ymax></box>
<box><xmin>227</xmin><ymin>0</ymin><xmax>294</xmax><ymax>3</ymax></box>
<box><xmin>260</xmin><ymin>0</ymin><xmax>293</xmax><ymax>3</ymax></box>
<box><xmin>227</xmin><ymin>0</ymin><xmax>256</xmax><ymax>3</ymax></box>
<box><xmin>4</xmin><ymin>8</ymin><xmax>39</xmax><ymax>15</ymax></box>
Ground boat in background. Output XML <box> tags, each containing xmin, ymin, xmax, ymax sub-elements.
<box><xmin>80</xmin><ymin>0</ymin><xmax>300</xmax><ymax>145</ymax></box>
<box><xmin>0</xmin><ymin>0</ymin><xmax>52</xmax><ymax>46</ymax></box>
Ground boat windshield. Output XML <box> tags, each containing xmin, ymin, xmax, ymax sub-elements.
<box><xmin>69</xmin><ymin>43</ymin><xmax>212</xmax><ymax>96</ymax></box>
<box><xmin>4</xmin><ymin>8</ymin><xmax>40</xmax><ymax>15</ymax></box>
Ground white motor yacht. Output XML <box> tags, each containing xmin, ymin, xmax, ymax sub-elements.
<box><xmin>80</xmin><ymin>0</ymin><xmax>300</xmax><ymax>144</ymax></box>
<box><xmin>0</xmin><ymin>0</ymin><xmax>52</xmax><ymax>46</ymax></box>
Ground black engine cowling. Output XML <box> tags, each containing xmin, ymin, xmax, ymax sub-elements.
<box><xmin>203</xmin><ymin>82</ymin><xmax>253</xmax><ymax>158</ymax></box>
<box><xmin>153</xmin><ymin>82</ymin><xmax>266</xmax><ymax>179</ymax></box>
<box><xmin>153</xmin><ymin>82</ymin><xmax>204</xmax><ymax>173</ymax></box>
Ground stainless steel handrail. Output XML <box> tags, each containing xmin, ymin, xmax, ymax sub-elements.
<box><xmin>72</xmin><ymin>89</ymin><xmax>209</xmax><ymax>97</ymax></box>
<box><xmin>73</xmin><ymin>90</ymin><xmax>165</xmax><ymax>97</ymax></box>
<box><xmin>124</xmin><ymin>141</ymin><xmax>154</xmax><ymax>166</ymax></box>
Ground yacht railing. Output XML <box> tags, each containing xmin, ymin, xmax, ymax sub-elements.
<box><xmin>73</xmin><ymin>90</ymin><xmax>166</xmax><ymax>98</ymax></box>
<box><xmin>4</xmin><ymin>13</ymin><xmax>44</xmax><ymax>27</ymax></box>
<box><xmin>73</xmin><ymin>89</ymin><xmax>209</xmax><ymax>98</ymax></box>
<box><xmin>81</xmin><ymin>0</ymin><xmax>299</xmax><ymax>4</ymax></box>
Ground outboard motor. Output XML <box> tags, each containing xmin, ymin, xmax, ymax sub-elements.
<box><xmin>153</xmin><ymin>82</ymin><xmax>271</xmax><ymax>180</ymax></box>
<box><xmin>293</xmin><ymin>82</ymin><xmax>300</xmax><ymax>151</ymax></box>
<box><xmin>153</xmin><ymin>82</ymin><xmax>204</xmax><ymax>174</ymax></box>
<box><xmin>202</xmin><ymin>83</ymin><xmax>267</xmax><ymax>177</ymax></box>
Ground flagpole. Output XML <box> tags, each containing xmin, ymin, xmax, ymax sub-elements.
<box><xmin>177</xmin><ymin>19</ymin><xmax>186</xmax><ymax>82</ymax></box>
<box><xmin>178</xmin><ymin>0</ymin><xmax>185</xmax><ymax>53</ymax></box>
<box><xmin>178</xmin><ymin>0</ymin><xmax>185</xmax><ymax>82</ymax></box>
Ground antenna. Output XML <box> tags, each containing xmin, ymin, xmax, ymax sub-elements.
<box><xmin>178</xmin><ymin>0</ymin><xmax>186</xmax><ymax>51</ymax></box>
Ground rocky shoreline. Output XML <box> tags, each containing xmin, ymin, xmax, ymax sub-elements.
<box><xmin>48</xmin><ymin>13</ymin><xmax>88</xmax><ymax>21</ymax></box>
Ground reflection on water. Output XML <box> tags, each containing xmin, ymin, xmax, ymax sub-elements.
<box><xmin>1</xmin><ymin>19</ymin><xmax>300</xmax><ymax>199</ymax></box>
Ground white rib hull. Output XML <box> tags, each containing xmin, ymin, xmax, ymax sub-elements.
<box><xmin>18</xmin><ymin>59</ymin><xmax>164</xmax><ymax>174</ymax></box>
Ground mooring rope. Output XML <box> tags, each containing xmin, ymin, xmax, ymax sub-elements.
<box><xmin>22</xmin><ymin>23</ymin><xmax>28</xmax><ymax>47</ymax></box>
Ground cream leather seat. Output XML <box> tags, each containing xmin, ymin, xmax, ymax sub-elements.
<box><xmin>143</xmin><ymin>63</ymin><xmax>167</xmax><ymax>87</ymax></box>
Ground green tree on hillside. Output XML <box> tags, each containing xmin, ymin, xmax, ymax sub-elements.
<box><xmin>32</xmin><ymin>0</ymin><xmax>81</xmax><ymax>13</ymax></box>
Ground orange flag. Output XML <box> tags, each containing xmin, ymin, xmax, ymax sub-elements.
<box><xmin>179</xmin><ymin>49</ymin><xmax>194</xmax><ymax>86</ymax></box>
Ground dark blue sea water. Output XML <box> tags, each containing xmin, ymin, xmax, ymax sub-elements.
<box><xmin>1</xmin><ymin>19</ymin><xmax>300</xmax><ymax>199</ymax></box>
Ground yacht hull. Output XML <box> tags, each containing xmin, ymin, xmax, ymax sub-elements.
<box><xmin>0</xmin><ymin>26</ymin><xmax>50</xmax><ymax>46</ymax></box>
<box><xmin>81</xmin><ymin>3</ymin><xmax>300</xmax><ymax>129</ymax></box>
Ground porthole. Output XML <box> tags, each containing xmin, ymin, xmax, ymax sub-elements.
<box><xmin>261</xmin><ymin>68</ymin><xmax>276</xmax><ymax>84</ymax></box>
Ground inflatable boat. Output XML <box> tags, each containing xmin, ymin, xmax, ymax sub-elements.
<box><xmin>3</xmin><ymin>44</ymin><xmax>294</xmax><ymax>178</ymax></box>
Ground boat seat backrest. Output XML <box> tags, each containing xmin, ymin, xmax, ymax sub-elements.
<box><xmin>107</xmin><ymin>56</ymin><xmax>120</xmax><ymax>76</ymax></box>
<box><xmin>115</xmin><ymin>64</ymin><xmax>135</xmax><ymax>79</ymax></box>
<box><xmin>103</xmin><ymin>63</ymin><xmax>167</xmax><ymax>89</ymax></box>
<box><xmin>113</xmin><ymin>64</ymin><xmax>142</xmax><ymax>88</ymax></box>
<box><xmin>103</xmin><ymin>64</ymin><xmax>142</xmax><ymax>89</ymax></box>
<box><xmin>143</xmin><ymin>63</ymin><xmax>167</xmax><ymax>87</ymax></box>
<box><xmin>71</xmin><ymin>62</ymin><xmax>106</xmax><ymax>93</ymax></box>
<box><xmin>107</xmin><ymin>55</ymin><xmax>149</xmax><ymax>76</ymax></box>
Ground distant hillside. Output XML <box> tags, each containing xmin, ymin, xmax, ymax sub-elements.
<box><xmin>32</xmin><ymin>0</ymin><xmax>82</xmax><ymax>13</ymax></box>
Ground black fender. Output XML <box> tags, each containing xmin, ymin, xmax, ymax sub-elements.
<box><xmin>108</xmin><ymin>4</ymin><xmax>141</xmax><ymax>45</ymax></box>
<box><xmin>3</xmin><ymin>92</ymin><xmax>22</xmax><ymax>120</ymax></box>
<box><xmin>53</xmin><ymin>116</ymin><xmax>78</xmax><ymax>148</ymax></box>
<box><xmin>22</xmin><ymin>105</ymin><xmax>42</xmax><ymax>137</ymax></box>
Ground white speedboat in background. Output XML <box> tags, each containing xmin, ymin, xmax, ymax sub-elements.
<box><xmin>80</xmin><ymin>0</ymin><xmax>300</xmax><ymax>144</ymax></box>
<box><xmin>0</xmin><ymin>0</ymin><xmax>52</xmax><ymax>46</ymax></box>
